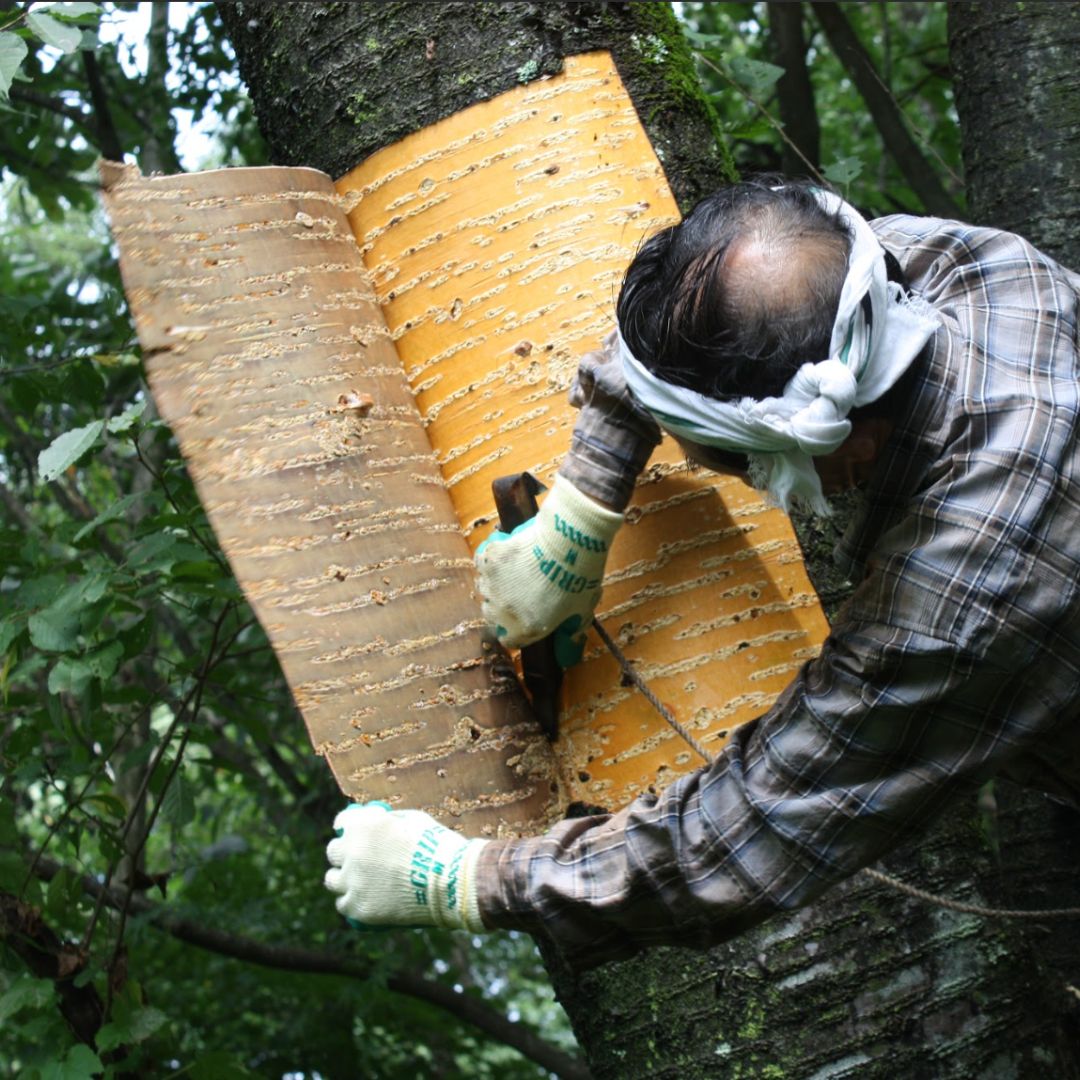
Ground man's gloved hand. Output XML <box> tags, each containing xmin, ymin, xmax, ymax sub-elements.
<box><xmin>324</xmin><ymin>802</ymin><xmax>488</xmax><ymax>931</ymax></box>
<box><xmin>475</xmin><ymin>475</ymin><xmax>623</xmax><ymax>666</ymax></box>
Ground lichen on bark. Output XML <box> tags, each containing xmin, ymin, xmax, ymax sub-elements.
<box><xmin>216</xmin><ymin>1</ymin><xmax>733</xmax><ymax>208</ymax></box>
<box><xmin>949</xmin><ymin>1</ymin><xmax>1080</xmax><ymax>267</ymax></box>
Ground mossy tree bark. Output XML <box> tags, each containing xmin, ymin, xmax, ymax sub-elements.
<box><xmin>216</xmin><ymin>3</ymin><xmax>1080</xmax><ymax>1076</ymax></box>
<box><xmin>949</xmin><ymin>1</ymin><xmax>1080</xmax><ymax>267</ymax></box>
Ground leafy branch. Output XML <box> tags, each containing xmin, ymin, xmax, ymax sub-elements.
<box><xmin>22</xmin><ymin>855</ymin><xmax>592</xmax><ymax>1080</ymax></box>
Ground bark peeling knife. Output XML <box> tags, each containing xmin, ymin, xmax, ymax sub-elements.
<box><xmin>490</xmin><ymin>472</ymin><xmax>562</xmax><ymax>741</ymax></box>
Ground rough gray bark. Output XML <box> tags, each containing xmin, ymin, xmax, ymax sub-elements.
<box><xmin>216</xmin><ymin>2</ymin><xmax>1080</xmax><ymax>1076</ymax></box>
<box><xmin>949</xmin><ymin>1</ymin><xmax>1080</xmax><ymax>268</ymax></box>
<box><xmin>541</xmin><ymin>782</ymin><xmax>1080</xmax><ymax>1079</ymax></box>
<box><xmin>217</xmin><ymin>0</ymin><xmax>735</xmax><ymax>208</ymax></box>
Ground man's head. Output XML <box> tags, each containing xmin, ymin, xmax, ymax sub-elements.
<box><xmin>616</xmin><ymin>177</ymin><xmax>853</xmax><ymax>405</ymax></box>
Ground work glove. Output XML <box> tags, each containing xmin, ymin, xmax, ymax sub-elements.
<box><xmin>475</xmin><ymin>475</ymin><xmax>623</xmax><ymax>666</ymax></box>
<box><xmin>324</xmin><ymin>802</ymin><xmax>488</xmax><ymax>932</ymax></box>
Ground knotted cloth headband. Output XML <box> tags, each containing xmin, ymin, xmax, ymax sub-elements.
<box><xmin>620</xmin><ymin>189</ymin><xmax>940</xmax><ymax>515</ymax></box>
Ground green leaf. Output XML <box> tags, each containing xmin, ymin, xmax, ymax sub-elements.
<box><xmin>823</xmin><ymin>155</ymin><xmax>864</xmax><ymax>186</ymax></box>
<box><xmin>28</xmin><ymin>606</ymin><xmax>82</xmax><ymax>652</ymax></box>
<box><xmin>170</xmin><ymin>560</ymin><xmax>225</xmax><ymax>582</ymax></box>
<box><xmin>37</xmin><ymin>1044</ymin><xmax>105</xmax><ymax>1080</ymax></box>
<box><xmin>47</xmin><ymin>640</ymin><xmax>122</xmax><ymax>694</ymax></box>
<box><xmin>28</xmin><ymin>574</ymin><xmax>111</xmax><ymax>650</ymax></box>
<box><xmin>48</xmin><ymin>656</ymin><xmax>92</xmax><ymax>695</ymax></box>
<box><xmin>0</xmin><ymin>798</ymin><xmax>17</xmax><ymax>846</ymax></box>
<box><xmin>0</xmin><ymin>31</ymin><xmax>28</xmax><ymax>98</ymax></box>
<box><xmin>684</xmin><ymin>30</ymin><xmax>726</xmax><ymax>50</ymax></box>
<box><xmin>84</xmin><ymin>640</ymin><xmax>123</xmax><ymax>680</ymax></box>
<box><xmin>96</xmin><ymin>1005</ymin><xmax>168</xmax><ymax>1053</ymax></box>
<box><xmin>45</xmin><ymin>867</ymin><xmax>78</xmax><ymax>920</ymax></box>
<box><xmin>189</xmin><ymin>1051</ymin><xmax>255</xmax><ymax>1079</ymax></box>
<box><xmin>0</xmin><ymin>850</ymin><xmax>27</xmax><ymax>891</ymax></box>
<box><xmin>119</xmin><ymin>615</ymin><xmax>153</xmax><ymax>658</ymax></box>
<box><xmin>73</xmin><ymin>493</ymin><xmax>141</xmax><ymax>542</ymax></box>
<box><xmin>85</xmin><ymin>792</ymin><xmax>127</xmax><ymax>822</ymax></box>
<box><xmin>161</xmin><ymin>772</ymin><xmax>196</xmax><ymax>828</ymax></box>
<box><xmin>0</xmin><ymin>976</ymin><xmax>54</xmax><ymax>1023</ymax></box>
<box><xmin>38</xmin><ymin>2</ymin><xmax>102</xmax><ymax>18</ymax></box>
<box><xmin>26</xmin><ymin>10</ymin><xmax>83</xmax><ymax>53</ymax></box>
<box><xmin>38</xmin><ymin>420</ymin><xmax>104</xmax><ymax>482</ymax></box>
<box><xmin>127</xmin><ymin>531</ymin><xmax>180</xmax><ymax>572</ymax></box>
<box><xmin>724</xmin><ymin>117</ymin><xmax>775</xmax><ymax>141</ymax></box>
<box><xmin>728</xmin><ymin>56</ymin><xmax>785</xmax><ymax>95</ymax></box>
<box><xmin>105</xmin><ymin>398</ymin><xmax>146</xmax><ymax>434</ymax></box>
<box><xmin>0</xmin><ymin>616</ymin><xmax>23</xmax><ymax>655</ymax></box>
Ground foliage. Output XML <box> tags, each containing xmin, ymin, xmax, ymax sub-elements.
<box><xmin>681</xmin><ymin>1</ymin><xmax>964</xmax><ymax>217</ymax></box>
<box><xmin>0</xmin><ymin>4</ymin><xmax>572</xmax><ymax>1076</ymax></box>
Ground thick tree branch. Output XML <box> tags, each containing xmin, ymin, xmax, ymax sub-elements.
<box><xmin>82</xmin><ymin>50</ymin><xmax>125</xmax><ymax>161</ymax></box>
<box><xmin>7</xmin><ymin>84</ymin><xmax>98</xmax><ymax>140</ymax></box>
<box><xmin>767</xmin><ymin>2</ymin><xmax>820</xmax><ymax>175</ymax></box>
<box><xmin>0</xmin><ymin>891</ymin><xmax>105</xmax><ymax>1048</ymax></box>
<box><xmin>139</xmin><ymin>1</ymin><xmax>183</xmax><ymax>174</ymax></box>
<box><xmin>31</xmin><ymin>856</ymin><xmax>589</xmax><ymax>1079</ymax></box>
<box><xmin>0</xmin><ymin>475</ymin><xmax>36</xmax><ymax>533</ymax></box>
<box><xmin>813</xmin><ymin>2</ymin><xmax>962</xmax><ymax>217</ymax></box>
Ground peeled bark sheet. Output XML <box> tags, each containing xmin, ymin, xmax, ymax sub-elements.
<box><xmin>103</xmin><ymin>52</ymin><xmax>830</xmax><ymax>835</ymax></box>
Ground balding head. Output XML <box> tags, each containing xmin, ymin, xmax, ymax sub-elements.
<box><xmin>618</xmin><ymin>179</ymin><xmax>852</xmax><ymax>401</ymax></box>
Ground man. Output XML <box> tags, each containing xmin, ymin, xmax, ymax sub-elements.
<box><xmin>325</xmin><ymin>179</ymin><xmax>1080</xmax><ymax>970</ymax></box>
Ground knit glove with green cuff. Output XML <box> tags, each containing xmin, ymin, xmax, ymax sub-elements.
<box><xmin>324</xmin><ymin>802</ymin><xmax>488</xmax><ymax>931</ymax></box>
<box><xmin>475</xmin><ymin>475</ymin><xmax>623</xmax><ymax>667</ymax></box>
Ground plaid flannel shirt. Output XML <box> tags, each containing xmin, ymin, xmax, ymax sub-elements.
<box><xmin>475</xmin><ymin>217</ymin><xmax>1080</xmax><ymax>970</ymax></box>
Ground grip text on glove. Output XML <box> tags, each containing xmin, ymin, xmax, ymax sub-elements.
<box><xmin>409</xmin><ymin>826</ymin><xmax>445</xmax><ymax>906</ymax></box>
<box><xmin>553</xmin><ymin>514</ymin><xmax>608</xmax><ymax>553</ymax></box>
<box><xmin>532</xmin><ymin>544</ymin><xmax>601</xmax><ymax>594</ymax></box>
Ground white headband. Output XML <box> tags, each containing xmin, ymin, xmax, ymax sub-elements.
<box><xmin>620</xmin><ymin>189</ymin><xmax>939</xmax><ymax>515</ymax></box>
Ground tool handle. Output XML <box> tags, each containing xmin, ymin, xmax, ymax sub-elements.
<box><xmin>490</xmin><ymin>472</ymin><xmax>561</xmax><ymax>741</ymax></box>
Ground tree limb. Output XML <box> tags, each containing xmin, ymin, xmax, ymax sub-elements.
<box><xmin>812</xmin><ymin>1</ymin><xmax>962</xmax><ymax>217</ymax></box>
<box><xmin>7</xmin><ymin>84</ymin><xmax>98</xmax><ymax>140</ymax></box>
<box><xmin>0</xmin><ymin>891</ymin><xmax>105</xmax><ymax>1048</ymax></box>
<box><xmin>31</xmin><ymin>855</ymin><xmax>590</xmax><ymax>1079</ymax></box>
<box><xmin>767</xmin><ymin>2</ymin><xmax>820</xmax><ymax>175</ymax></box>
<box><xmin>82</xmin><ymin>50</ymin><xmax>125</xmax><ymax>162</ymax></box>
<box><xmin>0</xmin><ymin>475</ymin><xmax>37</xmax><ymax>534</ymax></box>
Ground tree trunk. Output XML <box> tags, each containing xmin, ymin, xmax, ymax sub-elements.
<box><xmin>766</xmin><ymin>2</ymin><xmax>820</xmax><ymax>177</ymax></box>
<box><xmin>948</xmin><ymin>1</ymin><xmax>1080</xmax><ymax>267</ymax></box>
<box><xmin>216</xmin><ymin>3</ymin><xmax>1080</xmax><ymax>1075</ymax></box>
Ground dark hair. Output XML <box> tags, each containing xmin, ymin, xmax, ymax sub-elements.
<box><xmin>617</xmin><ymin>177</ymin><xmax>852</xmax><ymax>402</ymax></box>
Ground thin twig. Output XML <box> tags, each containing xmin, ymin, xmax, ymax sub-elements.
<box><xmin>99</xmin><ymin>602</ymin><xmax>235</xmax><ymax>1006</ymax></box>
<box><xmin>695</xmin><ymin>52</ymin><xmax>828</xmax><ymax>187</ymax></box>
<box><xmin>20</xmin><ymin>700</ymin><xmax>155</xmax><ymax>895</ymax></box>
<box><xmin>133</xmin><ymin>439</ymin><xmax>230</xmax><ymax>575</ymax></box>
<box><xmin>81</xmin><ymin>602</ymin><xmax>235</xmax><ymax>953</ymax></box>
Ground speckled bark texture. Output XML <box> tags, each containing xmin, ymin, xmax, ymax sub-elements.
<box><xmin>215</xmin><ymin>3</ymin><xmax>1080</xmax><ymax>1074</ymax></box>
<box><xmin>215</xmin><ymin>0</ymin><xmax>734</xmax><ymax>209</ymax></box>
<box><xmin>949</xmin><ymin>1</ymin><xmax>1080</xmax><ymax>268</ymax></box>
<box><xmin>543</xmin><ymin>782</ymin><xmax>1080</xmax><ymax>1078</ymax></box>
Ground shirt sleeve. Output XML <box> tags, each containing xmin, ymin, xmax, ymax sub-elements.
<box><xmin>557</xmin><ymin>331</ymin><xmax>662</xmax><ymax>512</ymax></box>
<box><xmin>475</xmin><ymin>599</ymin><xmax>1038</xmax><ymax>970</ymax></box>
<box><xmin>475</xmin><ymin>222</ymin><xmax>1080</xmax><ymax>971</ymax></box>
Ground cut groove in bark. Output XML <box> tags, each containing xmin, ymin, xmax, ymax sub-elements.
<box><xmin>101</xmin><ymin>54</ymin><xmax>828</xmax><ymax>837</ymax></box>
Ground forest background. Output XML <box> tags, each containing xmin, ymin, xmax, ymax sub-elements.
<box><xmin>0</xmin><ymin>2</ymin><xmax>1045</xmax><ymax>1077</ymax></box>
